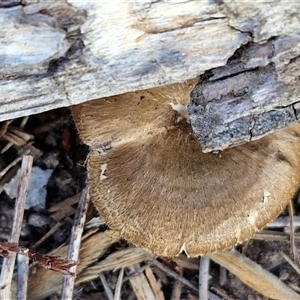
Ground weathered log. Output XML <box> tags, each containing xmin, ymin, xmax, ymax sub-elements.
<box><xmin>1</xmin><ymin>1</ymin><xmax>300</xmax><ymax>150</ymax></box>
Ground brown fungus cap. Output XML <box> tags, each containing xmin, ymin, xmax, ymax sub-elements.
<box><xmin>72</xmin><ymin>79</ymin><xmax>300</xmax><ymax>257</ymax></box>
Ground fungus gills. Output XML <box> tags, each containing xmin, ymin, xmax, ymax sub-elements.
<box><xmin>72</xmin><ymin>79</ymin><xmax>300</xmax><ymax>257</ymax></box>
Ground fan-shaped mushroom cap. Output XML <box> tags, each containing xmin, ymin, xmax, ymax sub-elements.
<box><xmin>72</xmin><ymin>79</ymin><xmax>300</xmax><ymax>257</ymax></box>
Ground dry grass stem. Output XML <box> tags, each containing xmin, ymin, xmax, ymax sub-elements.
<box><xmin>90</xmin><ymin>247</ymin><xmax>153</xmax><ymax>274</ymax></box>
<box><xmin>61</xmin><ymin>185</ymin><xmax>90</xmax><ymax>299</ymax></box>
<box><xmin>0</xmin><ymin>120</ymin><xmax>13</xmax><ymax>137</ymax></box>
<box><xmin>85</xmin><ymin>216</ymin><xmax>106</xmax><ymax>229</ymax></box>
<box><xmin>0</xmin><ymin>155</ymin><xmax>33</xmax><ymax>299</ymax></box>
<box><xmin>128</xmin><ymin>264</ymin><xmax>156</xmax><ymax>300</ymax></box>
<box><xmin>210</xmin><ymin>286</ymin><xmax>235</xmax><ymax>300</ymax></box>
<box><xmin>199</xmin><ymin>255</ymin><xmax>210</xmax><ymax>300</ymax></box>
<box><xmin>280</xmin><ymin>251</ymin><xmax>300</xmax><ymax>275</ymax></box>
<box><xmin>31</xmin><ymin>222</ymin><xmax>63</xmax><ymax>250</ymax></box>
<box><xmin>219</xmin><ymin>266</ymin><xmax>227</xmax><ymax>286</ymax></box>
<box><xmin>172</xmin><ymin>255</ymin><xmax>199</xmax><ymax>270</ymax></box>
<box><xmin>0</xmin><ymin>156</ymin><xmax>22</xmax><ymax>179</ymax></box>
<box><xmin>22</xmin><ymin>230</ymin><xmax>119</xmax><ymax>299</ymax></box>
<box><xmin>267</xmin><ymin>216</ymin><xmax>300</xmax><ymax>227</ymax></box>
<box><xmin>289</xmin><ymin>283</ymin><xmax>300</xmax><ymax>293</ymax></box>
<box><xmin>151</xmin><ymin>260</ymin><xmax>198</xmax><ymax>293</ymax></box>
<box><xmin>253</xmin><ymin>230</ymin><xmax>300</xmax><ymax>241</ymax></box>
<box><xmin>208</xmin><ymin>249</ymin><xmax>300</xmax><ymax>299</ymax></box>
<box><xmin>123</xmin><ymin>256</ymin><xmax>157</xmax><ymax>283</ymax></box>
<box><xmin>145</xmin><ymin>266</ymin><xmax>165</xmax><ymax>300</ymax></box>
<box><xmin>114</xmin><ymin>268</ymin><xmax>124</xmax><ymax>300</ymax></box>
<box><xmin>170</xmin><ymin>266</ymin><xmax>183</xmax><ymax>300</ymax></box>
<box><xmin>289</xmin><ymin>200</ymin><xmax>300</xmax><ymax>266</ymax></box>
<box><xmin>99</xmin><ymin>272</ymin><xmax>114</xmax><ymax>300</ymax></box>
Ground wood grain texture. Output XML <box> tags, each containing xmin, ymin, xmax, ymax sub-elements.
<box><xmin>1</xmin><ymin>1</ymin><xmax>300</xmax><ymax>151</ymax></box>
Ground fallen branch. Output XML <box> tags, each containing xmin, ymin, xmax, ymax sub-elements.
<box><xmin>0</xmin><ymin>155</ymin><xmax>33</xmax><ymax>299</ymax></box>
<box><xmin>61</xmin><ymin>185</ymin><xmax>90</xmax><ymax>299</ymax></box>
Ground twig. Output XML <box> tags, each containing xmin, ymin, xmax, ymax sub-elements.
<box><xmin>199</xmin><ymin>255</ymin><xmax>210</xmax><ymax>300</ymax></box>
<box><xmin>61</xmin><ymin>185</ymin><xmax>90</xmax><ymax>300</ymax></box>
<box><xmin>253</xmin><ymin>230</ymin><xmax>300</xmax><ymax>242</ymax></box>
<box><xmin>219</xmin><ymin>266</ymin><xmax>227</xmax><ymax>286</ymax></box>
<box><xmin>31</xmin><ymin>222</ymin><xmax>63</xmax><ymax>250</ymax></box>
<box><xmin>20</xmin><ymin>116</ymin><xmax>29</xmax><ymax>129</ymax></box>
<box><xmin>114</xmin><ymin>268</ymin><xmax>124</xmax><ymax>300</ymax></box>
<box><xmin>145</xmin><ymin>266</ymin><xmax>165</xmax><ymax>300</ymax></box>
<box><xmin>210</xmin><ymin>286</ymin><xmax>235</xmax><ymax>300</ymax></box>
<box><xmin>280</xmin><ymin>251</ymin><xmax>300</xmax><ymax>275</ymax></box>
<box><xmin>0</xmin><ymin>156</ymin><xmax>22</xmax><ymax>179</ymax></box>
<box><xmin>171</xmin><ymin>266</ymin><xmax>182</xmax><ymax>300</ymax></box>
<box><xmin>99</xmin><ymin>272</ymin><xmax>114</xmax><ymax>300</ymax></box>
<box><xmin>0</xmin><ymin>155</ymin><xmax>33</xmax><ymax>299</ymax></box>
<box><xmin>267</xmin><ymin>216</ymin><xmax>300</xmax><ymax>227</ymax></box>
<box><xmin>151</xmin><ymin>260</ymin><xmax>198</xmax><ymax>293</ymax></box>
<box><xmin>17</xmin><ymin>254</ymin><xmax>29</xmax><ymax>300</ymax></box>
<box><xmin>122</xmin><ymin>256</ymin><xmax>157</xmax><ymax>283</ymax></box>
<box><xmin>289</xmin><ymin>200</ymin><xmax>300</xmax><ymax>266</ymax></box>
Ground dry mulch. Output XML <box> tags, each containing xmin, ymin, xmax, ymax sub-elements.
<box><xmin>0</xmin><ymin>108</ymin><xmax>299</xmax><ymax>299</ymax></box>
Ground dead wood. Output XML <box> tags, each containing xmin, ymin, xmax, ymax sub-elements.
<box><xmin>1</xmin><ymin>1</ymin><xmax>300</xmax><ymax>151</ymax></box>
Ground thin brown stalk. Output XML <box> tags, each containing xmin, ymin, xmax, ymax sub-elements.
<box><xmin>61</xmin><ymin>185</ymin><xmax>90</xmax><ymax>300</ymax></box>
<box><xmin>31</xmin><ymin>222</ymin><xmax>63</xmax><ymax>250</ymax></box>
<box><xmin>0</xmin><ymin>155</ymin><xmax>33</xmax><ymax>300</ymax></box>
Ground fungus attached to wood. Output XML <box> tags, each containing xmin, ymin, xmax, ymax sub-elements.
<box><xmin>72</xmin><ymin>79</ymin><xmax>300</xmax><ymax>257</ymax></box>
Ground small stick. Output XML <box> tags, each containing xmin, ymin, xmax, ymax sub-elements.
<box><xmin>17</xmin><ymin>254</ymin><xmax>29</xmax><ymax>300</ymax></box>
<box><xmin>219</xmin><ymin>266</ymin><xmax>227</xmax><ymax>286</ymax></box>
<box><xmin>0</xmin><ymin>155</ymin><xmax>33</xmax><ymax>299</ymax></box>
<box><xmin>99</xmin><ymin>273</ymin><xmax>114</xmax><ymax>300</ymax></box>
<box><xmin>210</xmin><ymin>286</ymin><xmax>235</xmax><ymax>300</ymax></box>
<box><xmin>289</xmin><ymin>200</ymin><xmax>300</xmax><ymax>266</ymax></box>
<box><xmin>267</xmin><ymin>216</ymin><xmax>300</xmax><ymax>228</ymax></box>
<box><xmin>280</xmin><ymin>251</ymin><xmax>300</xmax><ymax>275</ymax></box>
<box><xmin>61</xmin><ymin>185</ymin><xmax>90</xmax><ymax>300</ymax></box>
<box><xmin>114</xmin><ymin>268</ymin><xmax>124</xmax><ymax>300</ymax></box>
<box><xmin>0</xmin><ymin>156</ymin><xmax>22</xmax><ymax>179</ymax></box>
<box><xmin>151</xmin><ymin>260</ymin><xmax>198</xmax><ymax>293</ymax></box>
<box><xmin>122</xmin><ymin>256</ymin><xmax>157</xmax><ymax>283</ymax></box>
<box><xmin>31</xmin><ymin>222</ymin><xmax>63</xmax><ymax>250</ymax></box>
<box><xmin>199</xmin><ymin>255</ymin><xmax>210</xmax><ymax>300</ymax></box>
<box><xmin>171</xmin><ymin>266</ymin><xmax>183</xmax><ymax>300</ymax></box>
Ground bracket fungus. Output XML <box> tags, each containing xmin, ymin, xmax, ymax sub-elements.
<box><xmin>72</xmin><ymin>79</ymin><xmax>300</xmax><ymax>257</ymax></box>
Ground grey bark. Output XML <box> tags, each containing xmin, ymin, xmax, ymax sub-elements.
<box><xmin>1</xmin><ymin>1</ymin><xmax>300</xmax><ymax>150</ymax></box>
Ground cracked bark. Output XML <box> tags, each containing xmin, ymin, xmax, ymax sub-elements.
<box><xmin>189</xmin><ymin>36</ymin><xmax>300</xmax><ymax>152</ymax></box>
